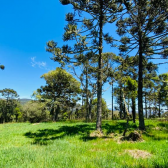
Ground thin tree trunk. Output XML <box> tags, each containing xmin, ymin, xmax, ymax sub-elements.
<box><xmin>96</xmin><ymin>0</ymin><xmax>103</xmax><ymax>132</ymax></box>
<box><xmin>122</xmin><ymin>88</ymin><xmax>129</xmax><ymax>116</ymax></box>
<box><xmin>86</xmin><ymin>67</ymin><xmax>89</xmax><ymax>122</ymax></box>
<box><xmin>138</xmin><ymin>2</ymin><xmax>145</xmax><ymax>130</ymax></box>
<box><xmin>82</xmin><ymin>93</ymin><xmax>84</xmax><ymax>106</ymax></box>
<box><xmin>132</xmin><ymin>97</ymin><xmax>136</xmax><ymax>123</ymax></box>
<box><xmin>53</xmin><ymin>107</ymin><xmax>56</xmax><ymax>121</ymax></box>
<box><xmin>55</xmin><ymin>105</ymin><xmax>60</xmax><ymax>121</ymax></box>
<box><xmin>123</xmin><ymin>105</ymin><xmax>126</xmax><ymax>119</ymax></box>
<box><xmin>149</xmin><ymin>101</ymin><xmax>151</xmax><ymax>117</ymax></box>
<box><xmin>145</xmin><ymin>92</ymin><xmax>147</xmax><ymax>118</ymax></box>
<box><xmin>112</xmin><ymin>82</ymin><xmax>114</xmax><ymax>120</ymax></box>
<box><xmin>89</xmin><ymin>98</ymin><xmax>92</xmax><ymax>121</ymax></box>
<box><xmin>128</xmin><ymin>96</ymin><xmax>129</xmax><ymax>113</ymax></box>
<box><xmin>158</xmin><ymin>93</ymin><xmax>161</xmax><ymax>117</ymax></box>
<box><xmin>119</xmin><ymin>87</ymin><xmax>122</xmax><ymax>119</ymax></box>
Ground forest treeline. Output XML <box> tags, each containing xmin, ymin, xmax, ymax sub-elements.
<box><xmin>0</xmin><ymin>68</ymin><xmax>168</xmax><ymax>124</ymax></box>
<box><xmin>1</xmin><ymin>0</ymin><xmax>168</xmax><ymax>131</ymax></box>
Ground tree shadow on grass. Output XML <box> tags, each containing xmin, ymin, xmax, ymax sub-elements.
<box><xmin>102</xmin><ymin>121</ymin><xmax>138</xmax><ymax>134</ymax></box>
<box><xmin>143</xmin><ymin>131</ymin><xmax>168</xmax><ymax>140</ymax></box>
<box><xmin>24</xmin><ymin>121</ymin><xmax>139</xmax><ymax>145</ymax></box>
<box><xmin>157</xmin><ymin>122</ymin><xmax>168</xmax><ymax>128</ymax></box>
<box><xmin>25</xmin><ymin>121</ymin><xmax>168</xmax><ymax>145</ymax></box>
<box><xmin>24</xmin><ymin>124</ymin><xmax>97</xmax><ymax>145</ymax></box>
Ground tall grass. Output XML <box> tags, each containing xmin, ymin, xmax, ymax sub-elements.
<box><xmin>0</xmin><ymin>120</ymin><xmax>168</xmax><ymax>168</ymax></box>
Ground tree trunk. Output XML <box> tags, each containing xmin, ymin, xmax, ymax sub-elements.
<box><xmin>16</xmin><ymin>114</ymin><xmax>18</xmax><ymax>122</ymax></box>
<box><xmin>122</xmin><ymin>88</ymin><xmax>129</xmax><ymax>116</ymax></box>
<box><xmin>119</xmin><ymin>87</ymin><xmax>123</xmax><ymax>119</ymax></box>
<box><xmin>149</xmin><ymin>101</ymin><xmax>151</xmax><ymax>117</ymax></box>
<box><xmin>123</xmin><ymin>105</ymin><xmax>126</xmax><ymax>119</ymax></box>
<box><xmin>86</xmin><ymin>67</ymin><xmax>89</xmax><ymax>122</ymax></box>
<box><xmin>89</xmin><ymin>98</ymin><xmax>92</xmax><ymax>121</ymax></box>
<box><xmin>53</xmin><ymin>107</ymin><xmax>56</xmax><ymax>121</ymax></box>
<box><xmin>112</xmin><ymin>82</ymin><xmax>114</xmax><ymax>120</ymax></box>
<box><xmin>55</xmin><ymin>105</ymin><xmax>60</xmax><ymax>121</ymax></box>
<box><xmin>145</xmin><ymin>92</ymin><xmax>147</xmax><ymax>118</ymax></box>
<box><xmin>132</xmin><ymin>97</ymin><xmax>136</xmax><ymax>123</ymax></box>
<box><xmin>158</xmin><ymin>93</ymin><xmax>161</xmax><ymax>117</ymax></box>
<box><xmin>96</xmin><ymin>0</ymin><xmax>103</xmax><ymax>132</ymax></box>
<box><xmin>128</xmin><ymin>96</ymin><xmax>130</xmax><ymax>112</ymax></box>
<box><xmin>138</xmin><ymin>2</ymin><xmax>145</xmax><ymax>130</ymax></box>
<box><xmin>82</xmin><ymin>93</ymin><xmax>84</xmax><ymax>106</ymax></box>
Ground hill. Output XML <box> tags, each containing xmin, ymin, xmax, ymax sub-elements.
<box><xmin>19</xmin><ymin>98</ymin><xmax>32</xmax><ymax>105</ymax></box>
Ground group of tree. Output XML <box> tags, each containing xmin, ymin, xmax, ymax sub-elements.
<box><xmin>45</xmin><ymin>0</ymin><xmax>168</xmax><ymax>130</ymax></box>
<box><xmin>0</xmin><ymin>88</ymin><xmax>20</xmax><ymax>123</ymax></box>
<box><xmin>112</xmin><ymin>54</ymin><xmax>168</xmax><ymax>122</ymax></box>
<box><xmin>1</xmin><ymin>0</ymin><xmax>168</xmax><ymax>130</ymax></box>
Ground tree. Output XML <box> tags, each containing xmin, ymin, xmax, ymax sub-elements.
<box><xmin>13</xmin><ymin>107</ymin><xmax>22</xmax><ymax>122</ymax></box>
<box><xmin>125</xmin><ymin>77</ymin><xmax>138</xmax><ymax>123</ymax></box>
<box><xmin>0</xmin><ymin>64</ymin><xmax>5</xmax><ymax>70</ymax></box>
<box><xmin>71</xmin><ymin>52</ymin><xmax>114</xmax><ymax>122</ymax></box>
<box><xmin>70</xmin><ymin>58</ymin><xmax>97</xmax><ymax>122</ymax></box>
<box><xmin>0</xmin><ymin>99</ymin><xmax>6</xmax><ymax>123</ymax></box>
<box><xmin>91</xmin><ymin>98</ymin><xmax>109</xmax><ymax>120</ymax></box>
<box><xmin>36</xmin><ymin>68</ymin><xmax>81</xmax><ymax>121</ymax></box>
<box><xmin>46</xmin><ymin>0</ymin><xmax>123</xmax><ymax>131</ymax></box>
<box><xmin>152</xmin><ymin>73</ymin><xmax>168</xmax><ymax>117</ymax></box>
<box><xmin>0</xmin><ymin>88</ymin><xmax>19</xmax><ymax>100</ymax></box>
<box><xmin>116</xmin><ymin>0</ymin><xmax>168</xmax><ymax>129</ymax></box>
<box><xmin>110</xmin><ymin>55</ymin><xmax>138</xmax><ymax>119</ymax></box>
<box><xmin>143</xmin><ymin>64</ymin><xmax>158</xmax><ymax>118</ymax></box>
<box><xmin>22</xmin><ymin>101</ymin><xmax>50</xmax><ymax>123</ymax></box>
<box><xmin>0</xmin><ymin>88</ymin><xmax>19</xmax><ymax>123</ymax></box>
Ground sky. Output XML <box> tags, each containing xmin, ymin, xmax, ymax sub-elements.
<box><xmin>0</xmin><ymin>0</ymin><xmax>168</xmax><ymax>107</ymax></box>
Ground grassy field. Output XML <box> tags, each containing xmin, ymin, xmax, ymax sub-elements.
<box><xmin>0</xmin><ymin>120</ymin><xmax>168</xmax><ymax>168</ymax></box>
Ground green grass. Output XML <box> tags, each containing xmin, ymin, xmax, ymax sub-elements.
<box><xmin>0</xmin><ymin>120</ymin><xmax>168</xmax><ymax>168</ymax></box>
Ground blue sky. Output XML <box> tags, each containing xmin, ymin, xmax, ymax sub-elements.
<box><xmin>0</xmin><ymin>0</ymin><xmax>168</xmax><ymax>107</ymax></box>
<box><xmin>0</xmin><ymin>0</ymin><xmax>69</xmax><ymax>97</ymax></box>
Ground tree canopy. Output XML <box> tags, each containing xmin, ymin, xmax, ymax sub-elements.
<box><xmin>34</xmin><ymin>67</ymin><xmax>81</xmax><ymax>121</ymax></box>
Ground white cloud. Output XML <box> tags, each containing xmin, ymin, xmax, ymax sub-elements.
<box><xmin>31</xmin><ymin>57</ymin><xmax>47</xmax><ymax>69</ymax></box>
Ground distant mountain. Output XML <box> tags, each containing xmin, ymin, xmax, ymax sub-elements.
<box><xmin>0</xmin><ymin>98</ymin><xmax>32</xmax><ymax>105</ymax></box>
<box><xmin>19</xmin><ymin>98</ymin><xmax>32</xmax><ymax>105</ymax></box>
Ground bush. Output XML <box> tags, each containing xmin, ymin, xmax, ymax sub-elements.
<box><xmin>22</xmin><ymin>101</ymin><xmax>51</xmax><ymax>123</ymax></box>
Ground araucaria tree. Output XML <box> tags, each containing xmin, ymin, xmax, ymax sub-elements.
<box><xmin>46</xmin><ymin>0</ymin><xmax>123</xmax><ymax>131</ymax></box>
<box><xmin>116</xmin><ymin>0</ymin><xmax>168</xmax><ymax>130</ymax></box>
<box><xmin>36</xmin><ymin>68</ymin><xmax>81</xmax><ymax>121</ymax></box>
<box><xmin>0</xmin><ymin>64</ymin><xmax>5</xmax><ymax>70</ymax></box>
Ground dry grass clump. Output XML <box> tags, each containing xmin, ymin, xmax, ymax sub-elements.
<box><xmin>90</xmin><ymin>130</ymin><xmax>104</xmax><ymax>137</ymax></box>
<box><xmin>121</xmin><ymin>131</ymin><xmax>143</xmax><ymax>142</ymax></box>
<box><xmin>32</xmin><ymin>123</ymin><xmax>40</xmax><ymax>125</ymax></box>
<box><xmin>125</xmin><ymin>149</ymin><xmax>152</xmax><ymax>159</ymax></box>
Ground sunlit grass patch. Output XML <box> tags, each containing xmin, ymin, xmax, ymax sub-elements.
<box><xmin>0</xmin><ymin>120</ymin><xmax>168</xmax><ymax>167</ymax></box>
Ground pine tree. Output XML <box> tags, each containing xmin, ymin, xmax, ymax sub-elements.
<box><xmin>46</xmin><ymin>0</ymin><xmax>123</xmax><ymax>131</ymax></box>
<box><xmin>116</xmin><ymin>0</ymin><xmax>168</xmax><ymax>129</ymax></box>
